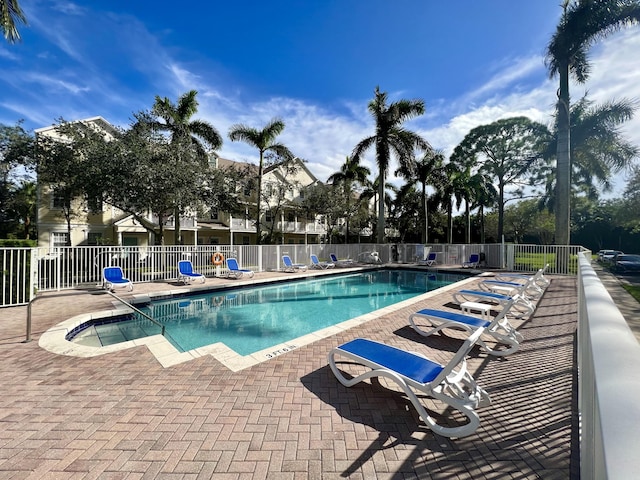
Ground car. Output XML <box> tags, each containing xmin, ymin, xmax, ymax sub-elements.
<box><xmin>597</xmin><ymin>249</ymin><xmax>616</xmax><ymax>262</ymax></box>
<box><xmin>600</xmin><ymin>250</ymin><xmax>623</xmax><ymax>264</ymax></box>
<box><xmin>612</xmin><ymin>254</ymin><xmax>640</xmax><ymax>273</ymax></box>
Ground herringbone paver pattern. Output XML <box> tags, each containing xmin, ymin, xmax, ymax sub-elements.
<box><xmin>0</xmin><ymin>272</ymin><xmax>577</xmax><ymax>479</ymax></box>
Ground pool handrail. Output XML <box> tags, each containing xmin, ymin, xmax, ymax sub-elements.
<box><xmin>105</xmin><ymin>290</ymin><xmax>165</xmax><ymax>336</ymax></box>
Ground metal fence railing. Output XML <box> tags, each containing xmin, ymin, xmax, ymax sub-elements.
<box><xmin>1</xmin><ymin>247</ymin><xmax>36</xmax><ymax>307</ymax></box>
<box><xmin>0</xmin><ymin>242</ymin><xmax>588</xmax><ymax>307</ymax></box>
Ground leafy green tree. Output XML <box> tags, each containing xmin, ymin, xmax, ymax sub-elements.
<box><xmin>7</xmin><ymin>181</ymin><xmax>36</xmax><ymax>239</ymax></box>
<box><xmin>327</xmin><ymin>156</ymin><xmax>371</xmax><ymax>243</ymax></box>
<box><xmin>1</xmin><ymin>0</ymin><xmax>27</xmax><ymax>43</ymax></box>
<box><xmin>261</xmin><ymin>154</ymin><xmax>304</xmax><ymax>244</ymax></box>
<box><xmin>1</xmin><ymin>122</ymin><xmax>34</xmax><ymax>237</ymax></box>
<box><xmin>37</xmin><ymin>123</ymin><xmax>99</xmax><ymax>245</ymax></box>
<box><xmin>545</xmin><ymin>0</ymin><xmax>640</xmax><ymax>245</ymax></box>
<box><xmin>537</xmin><ymin>96</ymin><xmax>639</xmax><ymax>211</ymax></box>
<box><xmin>228</xmin><ymin>118</ymin><xmax>294</xmax><ymax>244</ymax></box>
<box><xmin>388</xmin><ymin>182</ymin><xmax>422</xmax><ymax>242</ymax></box>
<box><xmin>451</xmin><ymin>116</ymin><xmax>548</xmax><ymax>241</ymax></box>
<box><xmin>622</xmin><ymin>165</ymin><xmax>640</xmax><ymax>233</ymax></box>
<box><xmin>351</xmin><ymin>86</ymin><xmax>431</xmax><ymax>243</ymax></box>
<box><xmin>502</xmin><ymin>200</ymin><xmax>555</xmax><ymax>244</ymax></box>
<box><xmin>146</xmin><ymin>90</ymin><xmax>223</xmax><ymax>244</ymax></box>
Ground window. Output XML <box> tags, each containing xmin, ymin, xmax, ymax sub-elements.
<box><xmin>299</xmin><ymin>189</ymin><xmax>305</xmax><ymax>199</ymax></box>
<box><xmin>52</xmin><ymin>190</ymin><xmax>66</xmax><ymax>209</ymax></box>
<box><xmin>265</xmin><ymin>211</ymin><xmax>272</xmax><ymax>223</ymax></box>
<box><xmin>209</xmin><ymin>237</ymin><xmax>220</xmax><ymax>245</ymax></box>
<box><xmin>87</xmin><ymin>232</ymin><xmax>102</xmax><ymax>246</ymax></box>
<box><xmin>210</xmin><ymin>209</ymin><xmax>219</xmax><ymax>221</ymax></box>
<box><xmin>87</xmin><ymin>196</ymin><xmax>103</xmax><ymax>214</ymax></box>
<box><xmin>242</xmin><ymin>235</ymin><xmax>250</xmax><ymax>245</ymax></box>
<box><xmin>52</xmin><ymin>232</ymin><xmax>69</xmax><ymax>248</ymax></box>
<box><xmin>243</xmin><ymin>184</ymin><xmax>251</xmax><ymax>196</ymax></box>
<box><xmin>287</xmin><ymin>212</ymin><xmax>294</xmax><ymax>222</ymax></box>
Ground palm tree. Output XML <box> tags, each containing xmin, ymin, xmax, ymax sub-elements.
<box><xmin>149</xmin><ymin>90</ymin><xmax>223</xmax><ymax>244</ymax></box>
<box><xmin>327</xmin><ymin>156</ymin><xmax>371</xmax><ymax>243</ymax></box>
<box><xmin>468</xmin><ymin>172</ymin><xmax>497</xmax><ymax>244</ymax></box>
<box><xmin>1</xmin><ymin>0</ymin><xmax>27</xmax><ymax>43</ymax></box>
<box><xmin>396</xmin><ymin>150</ymin><xmax>444</xmax><ymax>243</ymax></box>
<box><xmin>545</xmin><ymin>0</ymin><xmax>640</xmax><ymax>245</ymax></box>
<box><xmin>351</xmin><ymin>86</ymin><xmax>431</xmax><ymax>243</ymax></box>
<box><xmin>539</xmin><ymin>96</ymin><xmax>639</xmax><ymax>211</ymax></box>
<box><xmin>228</xmin><ymin>118</ymin><xmax>294</xmax><ymax>245</ymax></box>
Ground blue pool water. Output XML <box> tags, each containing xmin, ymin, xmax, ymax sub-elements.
<box><xmin>72</xmin><ymin>270</ymin><xmax>467</xmax><ymax>356</ymax></box>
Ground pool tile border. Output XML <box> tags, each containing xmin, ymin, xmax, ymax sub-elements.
<box><xmin>38</xmin><ymin>271</ymin><xmax>479</xmax><ymax>371</ymax></box>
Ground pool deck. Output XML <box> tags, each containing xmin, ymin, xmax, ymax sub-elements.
<box><xmin>0</xmin><ymin>266</ymin><xmax>582</xmax><ymax>479</ymax></box>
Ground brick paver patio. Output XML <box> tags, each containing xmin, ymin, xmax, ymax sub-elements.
<box><xmin>0</xmin><ymin>270</ymin><xmax>578</xmax><ymax>479</ymax></box>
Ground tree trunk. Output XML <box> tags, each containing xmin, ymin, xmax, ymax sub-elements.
<box><xmin>256</xmin><ymin>151</ymin><xmax>264</xmax><ymax>245</ymax></box>
<box><xmin>422</xmin><ymin>181</ymin><xmax>428</xmax><ymax>244</ymax></box>
<box><xmin>480</xmin><ymin>206</ymin><xmax>486</xmax><ymax>243</ymax></box>
<box><xmin>498</xmin><ymin>183</ymin><xmax>505</xmax><ymax>241</ymax></box>
<box><xmin>377</xmin><ymin>173</ymin><xmax>385</xmax><ymax>243</ymax></box>
<box><xmin>174</xmin><ymin>206</ymin><xmax>181</xmax><ymax>245</ymax></box>
<box><xmin>465</xmin><ymin>199</ymin><xmax>471</xmax><ymax>243</ymax></box>
<box><xmin>555</xmin><ymin>64</ymin><xmax>571</xmax><ymax>246</ymax></box>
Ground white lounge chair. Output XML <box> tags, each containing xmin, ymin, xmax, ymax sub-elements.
<box><xmin>310</xmin><ymin>254</ymin><xmax>334</xmax><ymax>269</ymax></box>
<box><xmin>102</xmin><ymin>266</ymin><xmax>133</xmax><ymax>292</ymax></box>
<box><xmin>282</xmin><ymin>255</ymin><xmax>308</xmax><ymax>273</ymax></box>
<box><xmin>409</xmin><ymin>296</ymin><xmax>522</xmax><ymax>356</ymax></box>
<box><xmin>462</xmin><ymin>253</ymin><xmax>480</xmax><ymax>269</ymax></box>
<box><xmin>495</xmin><ymin>264</ymin><xmax>550</xmax><ymax>289</ymax></box>
<box><xmin>478</xmin><ymin>271</ymin><xmax>544</xmax><ymax>299</ymax></box>
<box><xmin>225</xmin><ymin>258</ymin><xmax>255</xmax><ymax>279</ymax></box>
<box><xmin>452</xmin><ymin>289</ymin><xmax>535</xmax><ymax>318</ymax></box>
<box><xmin>329</xmin><ymin>253</ymin><xmax>354</xmax><ymax>267</ymax></box>
<box><xmin>328</xmin><ymin>327</ymin><xmax>490</xmax><ymax>438</ymax></box>
<box><xmin>178</xmin><ymin>260</ymin><xmax>205</xmax><ymax>284</ymax></box>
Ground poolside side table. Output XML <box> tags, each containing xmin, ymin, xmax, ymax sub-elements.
<box><xmin>488</xmin><ymin>284</ymin><xmax>519</xmax><ymax>296</ymax></box>
<box><xmin>460</xmin><ymin>301</ymin><xmax>492</xmax><ymax>321</ymax></box>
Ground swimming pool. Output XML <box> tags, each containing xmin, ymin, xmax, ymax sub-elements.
<box><xmin>68</xmin><ymin>270</ymin><xmax>468</xmax><ymax>357</ymax></box>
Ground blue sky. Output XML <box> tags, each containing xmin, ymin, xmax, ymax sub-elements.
<box><xmin>2</xmin><ymin>0</ymin><xmax>639</xmax><ymax>193</ymax></box>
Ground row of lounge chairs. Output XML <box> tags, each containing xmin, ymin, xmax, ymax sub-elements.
<box><xmin>418</xmin><ymin>252</ymin><xmax>481</xmax><ymax>268</ymax></box>
<box><xmin>102</xmin><ymin>253</ymin><xmax>353</xmax><ymax>292</ymax></box>
<box><xmin>101</xmin><ymin>258</ymin><xmax>256</xmax><ymax>292</ymax></box>
<box><xmin>328</xmin><ymin>264</ymin><xmax>550</xmax><ymax>438</ymax></box>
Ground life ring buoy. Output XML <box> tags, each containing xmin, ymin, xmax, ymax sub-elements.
<box><xmin>212</xmin><ymin>252</ymin><xmax>224</xmax><ymax>265</ymax></box>
<box><xmin>212</xmin><ymin>296</ymin><xmax>224</xmax><ymax>307</ymax></box>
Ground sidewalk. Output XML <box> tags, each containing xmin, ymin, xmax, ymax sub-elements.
<box><xmin>592</xmin><ymin>263</ymin><xmax>640</xmax><ymax>342</ymax></box>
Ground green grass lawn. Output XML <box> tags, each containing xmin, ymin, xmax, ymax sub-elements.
<box><xmin>622</xmin><ymin>284</ymin><xmax>640</xmax><ymax>304</ymax></box>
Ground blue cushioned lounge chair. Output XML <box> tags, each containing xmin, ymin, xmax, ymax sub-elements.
<box><xmin>225</xmin><ymin>258</ymin><xmax>254</xmax><ymax>279</ymax></box>
<box><xmin>282</xmin><ymin>255</ymin><xmax>308</xmax><ymax>273</ymax></box>
<box><xmin>329</xmin><ymin>253</ymin><xmax>354</xmax><ymax>267</ymax></box>
<box><xmin>310</xmin><ymin>254</ymin><xmax>335</xmax><ymax>269</ymax></box>
<box><xmin>409</xmin><ymin>296</ymin><xmax>522</xmax><ymax>356</ymax></box>
<box><xmin>328</xmin><ymin>327</ymin><xmax>490</xmax><ymax>438</ymax></box>
<box><xmin>479</xmin><ymin>271</ymin><xmax>543</xmax><ymax>299</ymax></box>
<box><xmin>495</xmin><ymin>263</ymin><xmax>550</xmax><ymax>290</ymax></box>
<box><xmin>452</xmin><ymin>289</ymin><xmax>534</xmax><ymax>318</ymax></box>
<box><xmin>462</xmin><ymin>253</ymin><xmax>480</xmax><ymax>268</ymax></box>
<box><xmin>177</xmin><ymin>260</ymin><xmax>205</xmax><ymax>284</ymax></box>
<box><xmin>418</xmin><ymin>251</ymin><xmax>437</xmax><ymax>266</ymax></box>
<box><xmin>102</xmin><ymin>266</ymin><xmax>133</xmax><ymax>292</ymax></box>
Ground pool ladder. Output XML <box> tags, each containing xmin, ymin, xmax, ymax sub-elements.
<box><xmin>105</xmin><ymin>290</ymin><xmax>166</xmax><ymax>336</ymax></box>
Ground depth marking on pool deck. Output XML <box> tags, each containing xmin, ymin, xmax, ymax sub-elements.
<box><xmin>264</xmin><ymin>345</ymin><xmax>297</xmax><ymax>359</ymax></box>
